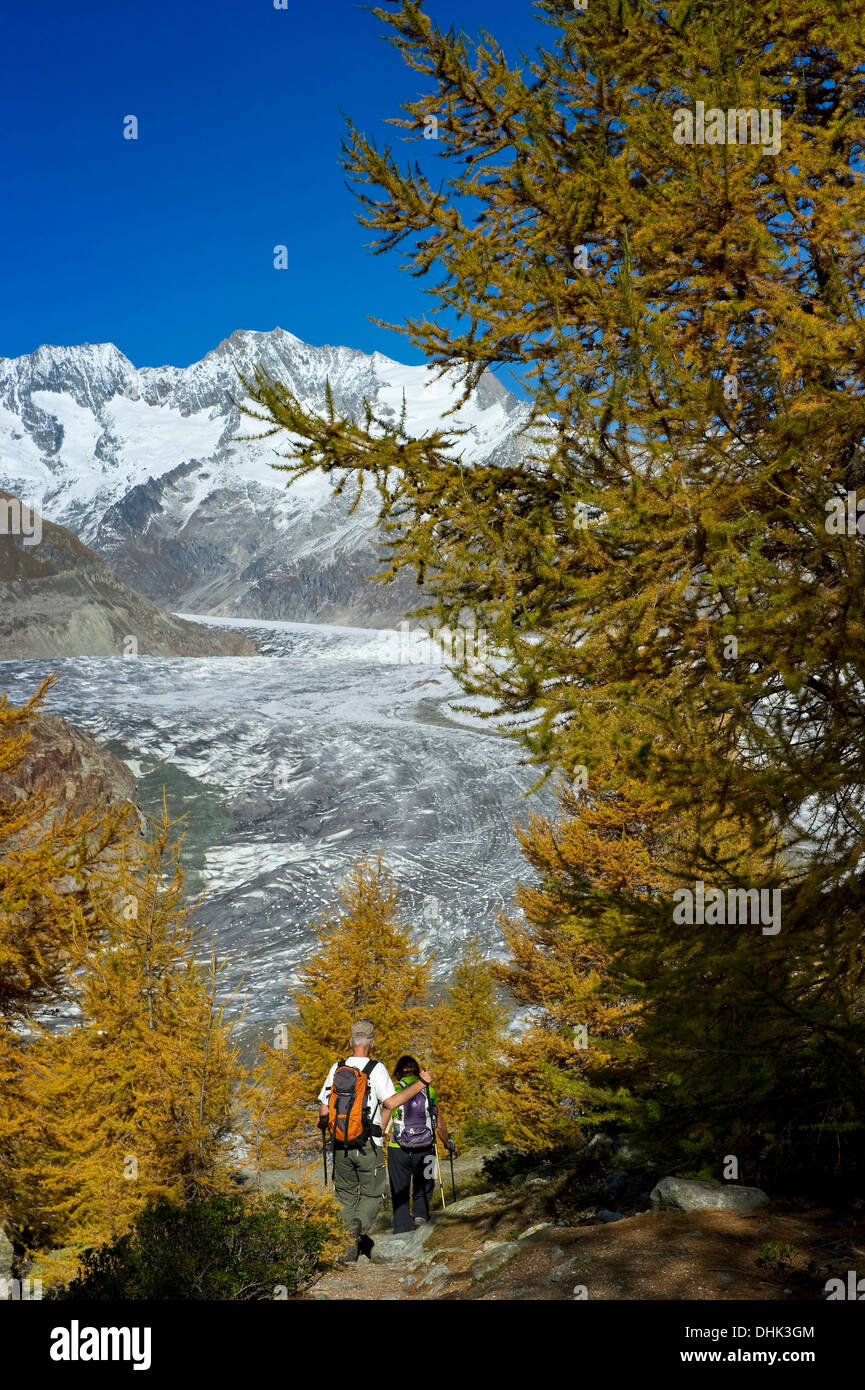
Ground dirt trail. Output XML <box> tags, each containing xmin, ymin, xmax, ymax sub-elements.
<box><xmin>307</xmin><ymin>1183</ymin><xmax>864</xmax><ymax>1303</ymax></box>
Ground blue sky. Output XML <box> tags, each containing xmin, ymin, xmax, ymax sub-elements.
<box><xmin>1</xmin><ymin>0</ymin><xmax>537</xmax><ymax>369</ymax></box>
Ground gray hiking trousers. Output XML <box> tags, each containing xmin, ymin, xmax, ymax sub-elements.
<box><xmin>332</xmin><ymin>1141</ymin><xmax>386</xmax><ymax>1234</ymax></box>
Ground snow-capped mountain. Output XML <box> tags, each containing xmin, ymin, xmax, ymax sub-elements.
<box><xmin>0</xmin><ymin>329</ymin><xmax>532</xmax><ymax>624</ymax></box>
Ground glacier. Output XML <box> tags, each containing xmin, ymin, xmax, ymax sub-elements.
<box><xmin>0</xmin><ymin>618</ymin><xmax>553</xmax><ymax>1046</ymax></box>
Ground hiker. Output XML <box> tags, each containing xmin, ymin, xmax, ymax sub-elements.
<box><xmin>384</xmin><ymin>1053</ymin><xmax>454</xmax><ymax>1235</ymax></box>
<box><xmin>317</xmin><ymin>1020</ymin><xmax>433</xmax><ymax>1262</ymax></box>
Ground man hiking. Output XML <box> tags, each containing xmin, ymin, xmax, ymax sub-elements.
<box><xmin>385</xmin><ymin>1054</ymin><xmax>454</xmax><ymax>1234</ymax></box>
<box><xmin>317</xmin><ymin>1020</ymin><xmax>433</xmax><ymax>1262</ymax></box>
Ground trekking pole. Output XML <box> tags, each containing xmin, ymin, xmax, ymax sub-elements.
<box><xmin>382</xmin><ymin>1117</ymin><xmax>391</xmax><ymax>1206</ymax></box>
<box><xmin>447</xmin><ymin>1141</ymin><xmax>457</xmax><ymax>1203</ymax></box>
<box><xmin>433</xmin><ymin>1136</ymin><xmax>447</xmax><ymax>1211</ymax></box>
<box><xmin>322</xmin><ymin>1128</ymin><xmax>328</xmax><ymax>1188</ymax></box>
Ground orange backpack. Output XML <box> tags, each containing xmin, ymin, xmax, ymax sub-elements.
<box><xmin>328</xmin><ymin>1059</ymin><xmax>382</xmax><ymax>1150</ymax></box>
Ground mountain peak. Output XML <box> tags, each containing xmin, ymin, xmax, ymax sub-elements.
<box><xmin>0</xmin><ymin>328</ymin><xmax>532</xmax><ymax>626</ymax></box>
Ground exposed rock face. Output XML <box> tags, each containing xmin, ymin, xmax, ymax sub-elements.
<box><xmin>0</xmin><ymin>330</ymin><xmax>535</xmax><ymax>626</ymax></box>
<box><xmin>649</xmin><ymin>1177</ymin><xmax>770</xmax><ymax>1214</ymax></box>
<box><xmin>0</xmin><ymin>493</ymin><xmax>256</xmax><ymax>658</ymax></box>
<box><xmin>0</xmin><ymin>711</ymin><xmax>138</xmax><ymax>823</ymax></box>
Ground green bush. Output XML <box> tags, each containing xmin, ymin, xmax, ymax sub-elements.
<box><xmin>755</xmin><ymin>1240</ymin><xmax>827</xmax><ymax>1291</ymax></box>
<box><xmin>756</xmin><ymin>1241</ymin><xmax>800</xmax><ymax>1277</ymax></box>
<box><xmin>47</xmin><ymin>1191</ymin><xmax>338</xmax><ymax>1301</ymax></box>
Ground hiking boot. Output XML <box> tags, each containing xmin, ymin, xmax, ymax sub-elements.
<box><xmin>358</xmin><ymin>1233</ymin><xmax>374</xmax><ymax>1260</ymax></box>
<box><xmin>342</xmin><ymin>1218</ymin><xmax>362</xmax><ymax>1263</ymax></box>
<box><xmin>413</xmin><ymin>1216</ymin><xmax>429</xmax><ymax>1226</ymax></box>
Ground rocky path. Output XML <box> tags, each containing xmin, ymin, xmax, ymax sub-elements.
<box><xmin>305</xmin><ymin>1180</ymin><xmax>863</xmax><ymax>1303</ymax></box>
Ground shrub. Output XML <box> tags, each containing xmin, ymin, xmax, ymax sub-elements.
<box><xmin>47</xmin><ymin>1188</ymin><xmax>342</xmax><ymax>1300</ymax></box>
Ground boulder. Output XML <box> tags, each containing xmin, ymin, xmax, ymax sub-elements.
<box><xmin>440</xmin><ymin>1192</ymin><xmax>499</xmax><ymax>1218</ymax></box>
<box><xmin>650</xmin><ymin>1177</ymin><xmax>769</xmax><ymax>1214</ymax></box>
<box><xmin>402</xmin><ymin>1260</ymin><xmax>448</xmax><ymax>1290</ymax></box>
<box><xmin>470</xmin><ymin>1241</ymin><xmax>520</xmax><ymax>1282</ymax></box>
<box><xmin>418</xmin><ymin>1263</ymin><xmax>451</xmax><ymax>1291</ymax></box>
<box><xmin>370</xmin><ymin>1224</ymin><xmax>436</xmax><ymax>1265</ymax></box>
<box><xmin>517</xmin><ymin>1222</ymin><xmax>552</xmax><ymax>1241</ymax></box>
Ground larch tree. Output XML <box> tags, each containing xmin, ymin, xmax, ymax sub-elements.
<box><xmin>0</xmin><ymin>682</ymin><xmax>132</xmax><ymax>1241</ymax></box>
<box><xmin>620</xmin><ymin>805</ymin><xmax>865</xmax><ymax>1186</ymax></box>
<box><xmin>21</xmin><ymin>805</ymin><xmax>239</xmax><ymax>1259</ymax></box>
<box><xmin>492</xmin><ymin>764</ymin><xmax>855</xmax><ymax>1184</ymax></box>
<box><xmin>237</xmin><ymin>2</ymin><xmax>865</xmax><ymax>1176</ymax></box>
<box><xmin>492</xmin><ymin>774</ymin><xmax>666</xmax><ymax>1150</ymax></box>
<box><xmin>428</xmin><ymin>938</ymin><xmax>509</xmax><ymax>1143</ymax></box>
<box><xmin>238</xmin><ymin>0</ymin><xmax>865</xmax><ymax>888</ymax></box>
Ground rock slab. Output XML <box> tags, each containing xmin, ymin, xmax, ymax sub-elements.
<box><xmin>650</xmin><ymin>1177</ymin><xmax>769</xmax><ymax>1214</ymax></box>
<box><xmin>441</xmin><ymin>1192</ymin><xmax>499</xmax><ymax>1218</ymax></box>
<box><xmin>370</xmin><ymin>1224</ymin><xmax>436</xmax><ymax>1265</ymax></box>
<box><xmin>470</xmin><ymin>1242</ymin><xmax>520</xmax><ymax>1282</ymax></box>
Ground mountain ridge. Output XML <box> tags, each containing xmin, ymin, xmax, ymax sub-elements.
<box><xmin>0</xmin><ymin>328</ymin><xmax>533</xmax><ymax>626</ymax></box>
<box><xmin>0</xmin><ymin>491</ymin><xmax>257</xmax><ymax>659</ymax></box>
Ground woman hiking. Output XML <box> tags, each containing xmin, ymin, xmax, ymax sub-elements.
<box><xmin>385</xmin><ymin>1054</ymin><xmax>453</xmax><ymax>1234</ymax></box>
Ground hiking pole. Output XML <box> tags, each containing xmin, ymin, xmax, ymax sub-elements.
<box><xmin>381</xmin><ymin>1117</ymin><xmax>392</xmax><ymax>1208</ymax></box>
<box><xmin>433</xmin><ymin>1136</ymin><xmax>447</xmax><ymax>1211</ymax></box>
<box><xmin>447</xmin><ymin>1141</ymin><xmax>457</xmax><ymax>1203</ymax></box>
<box><xmin>322</xmin><ymin>1127</ymin><xmax>328</xmax><ymax>1188</ymax></box>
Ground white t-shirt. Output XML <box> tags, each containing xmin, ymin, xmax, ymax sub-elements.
<box><xmin>318</xmin><ymin>1056</ymin><xmax>396</xmax><ymax>1147</ymax></box>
